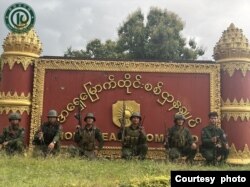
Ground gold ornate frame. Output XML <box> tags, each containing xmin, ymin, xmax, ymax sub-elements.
<box><xmin>30</xmin><ymin>59</ymin><xmax>221</xmax><ymax>157</ymax></box>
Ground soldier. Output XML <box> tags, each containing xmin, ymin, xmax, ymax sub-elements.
<box><xmin>164</xmin><ymin>114</ymin><xmax>197</xmax><ymax>163</ymax></box>
<box><xmin>0</xmin><ymin>112</ymin><xmax>25</xmax><ymax>155</ymax></box>
<box><xmin>200</xmin><ymin>112</ymin><xmax>229</xmax><ymax>165</ymax></box>
<box><xmin>32</xmin><ymin>109</ymin><xmax>62</xmax><ymax>157</ymax></box>
<box><xmin>73</xmin><ymin>113</ymin><xmax>104</xmax><ymax>159</ymax></box>
<box><xmin>118</xmin><ymin>112</ymin><xmax>148</xmax><ymax>160</ymax></box>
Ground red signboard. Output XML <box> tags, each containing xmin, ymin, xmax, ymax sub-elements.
<box><xmin>30</xmin><ymin>59</ymin><xmax>220</xmax><ymax>154</ymax></box>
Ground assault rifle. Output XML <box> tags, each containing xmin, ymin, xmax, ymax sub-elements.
<box><xmin>74</xmin><ymin>96</ymin><xmax>83</xmax><ymax>129</ymax></box>
<box><xmin>119</xmin><ymin>101</ymin><xmax>126</xmax><ymax>141</ymax></box>
<box><xmin>163</xmin><ymin>121</ymin><xmax>169</xmax><ymax>149</ymax></box>
<box><xmin>139</xmin><ymin>115</ymin><xmax>145</xmax><ymax>131</ymax></box>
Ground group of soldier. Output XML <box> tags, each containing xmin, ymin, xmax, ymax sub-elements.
<box><xmin>0</xmin><ymin>110</ymin><xmax>229</xmax><ymax>165</ymax></box>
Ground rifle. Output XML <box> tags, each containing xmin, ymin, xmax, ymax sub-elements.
<box><xmin>140</xmin><ymin>116</ymin><xmax>145</xmax><ymax>127</ymax></box>
<box><xmin>74</xmin><ymin>96</ymin><xmax>83</xmax><ymax>129</ymax></box>
<box><xmin>119</xmin><ymin>101</ymin><xmax>126</xmax><ymax>141</ymax></box>
<box><xmin>163</xmin><ymin>121</ymin><xmax>169</xmax><ymax>149</ymax></box>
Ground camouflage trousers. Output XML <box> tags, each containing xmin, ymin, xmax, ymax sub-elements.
<box><xmin>32</xmin><ymin>144</ymin><xmax>60</xmax><ymax>157</ymax></box>
<box><xmin>168</xmin><ymin>146</ymin><xmax>197</xmax><ymax>163</ymax></box>
<box><xmin>200</xmin><ymin>146</ymin><xmax>229</xmax><ymax>165</ymax></box>
<box><xmin>121</xmin><ymin>144</ymin><xmax>148</xmax><ymax>160</ymax></box>
<box><xmin>1</xmin><ymin>140</ymin><xmax>24</xmax><ymax>155</ymax></box>
<box><xmin>67</xmin><ymin>145</ymin><xmax>97</xmax><ymax>159</ymax></box>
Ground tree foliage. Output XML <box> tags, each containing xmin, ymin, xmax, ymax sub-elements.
<box><xmin>65</xmin><ymin>7</ymin><xmax>204</xmax><ymax>60</ymax></box>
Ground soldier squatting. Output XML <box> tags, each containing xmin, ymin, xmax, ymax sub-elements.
<box><xmin>0</xmin><ymin>110</ymin><xmax>229</xmax><ymax>164</ymax></box>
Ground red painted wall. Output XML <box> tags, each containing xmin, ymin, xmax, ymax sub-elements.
<box><xmin>41</xmin><ymin>70</ymin><xmax>210</xmax><ymax>148</ymax></box>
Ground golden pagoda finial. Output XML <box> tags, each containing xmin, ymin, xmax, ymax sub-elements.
<box><xmin>213</xmin><ymin>23</ymin><xmax>250</xmax><ymax>60</ymax></box>
<box><xmin>1</xmin><ymin>28</ymin><xmax>43</xmax><ymax>70</ymax></box>
<box><xmin>2</xmin><ymin>28</ymin><xmax>42</xmax><ymax>57</ymax></box>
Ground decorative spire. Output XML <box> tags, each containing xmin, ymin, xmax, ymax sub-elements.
<box><xmin>2</xmin><ymin>28</ymin><xmax>42</xmax><ymax>58</ymax></box>
<box><xmin>213</xmin><ymin>23</ymin><xmax>250</xmax><ymax>60</ymax></box>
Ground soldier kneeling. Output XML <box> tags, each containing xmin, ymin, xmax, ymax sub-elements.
<box><xmin>164</xmin><ymin>114</ymin><xmax>197</xmax><ymax>163</ymax></box>
<box><xmin>0</xmin><ymin>113</ymin><xmax>25</xmax><ymax>155</ymax></box>
<box><xmin>118</xmin><ymin>112</ymin><xmax>148</xmax><ymax>160</ymax></box>
<box><xmin>200</xmin><ymin>112</ymin><xmax>229</xmax><ymax>165</ymax></box>
<box><xmin>72</xmin><ymin>113</ymin><xmax>104</xmax><ymax>159</ymax></box>
<box><xmin>32</xmin><ymin>110</ymin><xmax>62</xmax><ymax>157</ymax></box>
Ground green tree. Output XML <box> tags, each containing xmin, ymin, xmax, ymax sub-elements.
<box><xmin>116</xmin><ymin>9</ymin><xmax>146</xmax><ymax>59</ymax></box>
<box><xmin>65</xmin><ymin>7</ymin><xmax>204</xmax><ymax>60</ymax></box>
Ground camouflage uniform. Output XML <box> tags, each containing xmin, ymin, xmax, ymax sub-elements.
<box><xmin>73</xmin><ymin>113</ymin><xmax>104</xmax><ymax>159</ymax></box>
<box><xmin>200</xmin><ymin>124</ymin><xmax>229</xmax><ymax>165</ymax></box>
<box><xmin>118</xmin><ymin>112</ymin><xmax>148</xmax><ymax>160</ymax></box>
<box><xmin>165</xmin><ymin>114</ymin><xmax>197</xmax><ymax>163</ymax></box>
<box><xmin>32</xmin><ymin>110</ymin><xmax>62</xmax><ymax>157</ymax></box>
<box><xmin>0</xmin><ymin>113</ymin><xmax>25</xmax><ymax>155</ymax></box>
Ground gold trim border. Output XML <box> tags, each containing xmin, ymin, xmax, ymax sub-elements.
<box><xmin>221</xmin><ymin>98</ymin><xmax>250</xmax><ymax>121</ymax></box>
<box><xmin>219</xmin><ymin>59</ymin><xmax>250</xmax><ymax>77</ymax></box>
<box><xmin>30</xmin><ymin>59</ymin><xmax>221</xmax><ymax>149</ymax></box>
<box><xmin>227</xmin><ymin>144</ymin><xmax>250</xmax><ymax>164</ymax></box>
<box><xmin>64</xmin><ymin>144</ymin><xmax>250</xmax><ymax>164</ymax></box>
<box><xmin>1</xmin><ymin>55</ymin><xmax>35</xmax><ymax>70</ymax></box>
<box><xmin>0</xmin><ymin>92</ymin><xmax>31</xmax><ymax>114</ymax></box>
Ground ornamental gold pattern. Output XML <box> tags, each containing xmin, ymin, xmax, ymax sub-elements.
<box><xmin>0</xmin><ymin>92</ymin><xmax>31</xmax><ymax>114</ymax></box>
<box><xmin>98</xmin><ymin>144</ymin><xmax>250</xmax><ymax>163</ymax></box>
<box><xmin>2</xmin><ymin>29</ymin><xmax>42</xmax><ymax>57</ymax></box>
<box><xmin>98</xmin><ymin>146</ymin><xmax>166</xmax><ymax>159</ymax></box>
<box><xmin>214</xmin><ymin>23</ymin><xmax>250</xmax><ymax>60</ymax></box>
<box><xmin>29</xmin><ymin>58</ymin><xmax>221</xmax><ymax>150</ymax></box>
<box><xmin>1</xmin><ymin>55</ymin><xmax>35</xmax><ymax>70</ymax></box>
<box><xmin>221</xmin><ymin>98</ymin><xmax>250</xmax><ymax>121</ymax></box>
<box><xmin>227</xmin><ymin>144</ymin><xmax>250</xmax><ymax>164</ymax></box>
<box><xmin>112</xmin><ymin>100</ymin><xmax>140</xmax><ymax>128</ymax></box>
<box><xmin>220</xmin><ymin>60</ymin><xmax>250</xmax><ymax>77</ymax></box>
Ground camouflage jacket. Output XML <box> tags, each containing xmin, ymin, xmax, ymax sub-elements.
<box><xmin>167</xmin><ymin>125</ymin><xmax>193</xmax><ymax>149</ymax></box>
<box><xmin>33</xmin><ymin>121</ymin><xmax>62</xmax><ymax>146</ymax></box>
<box><xmin>201</xmin><ymin>124</ymin><xmax>228</xmax><ymax>148</ymax></box>
<box><xmin>0</xmin><ymin>125</ymin><xmax>25</xmax><ymax>144</ymax></box>
<box><xmin>74</xmin><ymin>125</ymin><xmax>104</xmax><ymax>151</ymax></box>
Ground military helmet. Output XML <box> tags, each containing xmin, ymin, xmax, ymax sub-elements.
<box><xmin>130</xmin><ymin>112</ymin><xmax>142</xmax><ymax>121</ymax></box>
<box><xmin>174</xmin><ymin>113</ymin><xmax>185</xmax><ymax>122</ymax></box>
<box><xmin>8</xmin><ymin>112</ymin><xmax>21</xmax><ymax>121</ymax></box>
<box><xmin>84</xmin><ymin>113</ymin><xmax>96</xmax><ymax>122</ymax></box>
<box><xmin>47</xmin><ymin>109</ymin><xmax>58</xmax><ymax>118</ymax></box>
<box><xmin>208</xmin><ymin>111</ymin><xmax>218</xmax><ymax>118</ymax></box>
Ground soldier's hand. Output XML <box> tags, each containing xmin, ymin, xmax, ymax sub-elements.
<box><xmin>76</xmin><ymin>125</ymin><xmax>81</xmax><ymax>130</ymax></box>
<box><xmin>163</xmin><ymin>141</ymin><xmax>169</xmax><ymax>149</ymax></box>
<box><xmin>139</xmin><ymin>126</ymin><xmax>146</xmax><ymax>134</ymax></box>
<box><xmin>225</xmin><ymin>143</ymin><xmax>229</xmax><ymax>149</ymax></box>
<box><xmin>94</xmin><ymin>150</ymin><xmax>99</xmax><ymax>156</ymax></box>
<box><xmin>191</xmin><ymin>143</ymin><xmax>197</xmax><ymax>150</ymax></box>
<box><xmin>48</xmin><ymin>142</ymin><xmax>55</xmax><ymax>150</ymax></box>
<box><xmin>211</xmin><ymin>136</ymin><xmax>217</xmax><ymax>143</ymax></box>
<box><xmin>216</xmin><ymin>143</ymin><xmax>222</xmax><ymax>148</ymax></box>
<box><xmin>3</xmin><ymin>141</ymin><xmax>8</xmax><ymax>146</ymax></box>
<box><xmin>38</xmin><ymin>132</ymin><xmax>43</xmax><ymax>140</ymax></box>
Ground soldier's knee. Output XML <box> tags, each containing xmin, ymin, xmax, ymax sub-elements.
<box><xmin>139</xmin><ymin>144</ymin><xmax>148</xmax><ymax>153</ymax></box>
<box><xmin>122</xmin><ymin>148</ymin><xmax>132</xmax><ymax>158</ymax></box>
<box><xmin>204</xmin><ymin>152</ymin><xmax>214</xmax><ymax>161</ymax></box>
<box><xmin>169</xmin><ymin>148</ymin><xmax>180</xmax><ymax>160</ymax></box>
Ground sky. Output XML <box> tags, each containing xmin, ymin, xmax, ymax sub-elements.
<box><xmin>1</xmin><ymin>0</ymin><xmax>250</xmax><ymax>60</ymax></box>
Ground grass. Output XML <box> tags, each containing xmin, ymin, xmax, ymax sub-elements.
<box><xmin>0</xmin><ymin>153</ymin><xmax>250</xmax><ymax>187</ymax></box>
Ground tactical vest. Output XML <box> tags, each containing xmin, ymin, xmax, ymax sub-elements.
<box><xmin>81</xmin><ymin>127</ymin><xmax>96</xmax><ymax>151</ymax></box>
<box><xmin>41</xmin><ymin>122</ymin><xmax>60</xmax><ymax>145</ymax></box>
<box><xmin>170</xmin><ymin>127</ymin><xmax>187</xmax><ymax>148</ymax></box>
<box><xmin>123</xmin><ymin>127</ymin><xmax>140</xmax><ymax>147</ymax></box>
<box><xmin>5</xmin><ymin>126</ymin><xmax>23</xmax><ymax>141</ymax></box>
